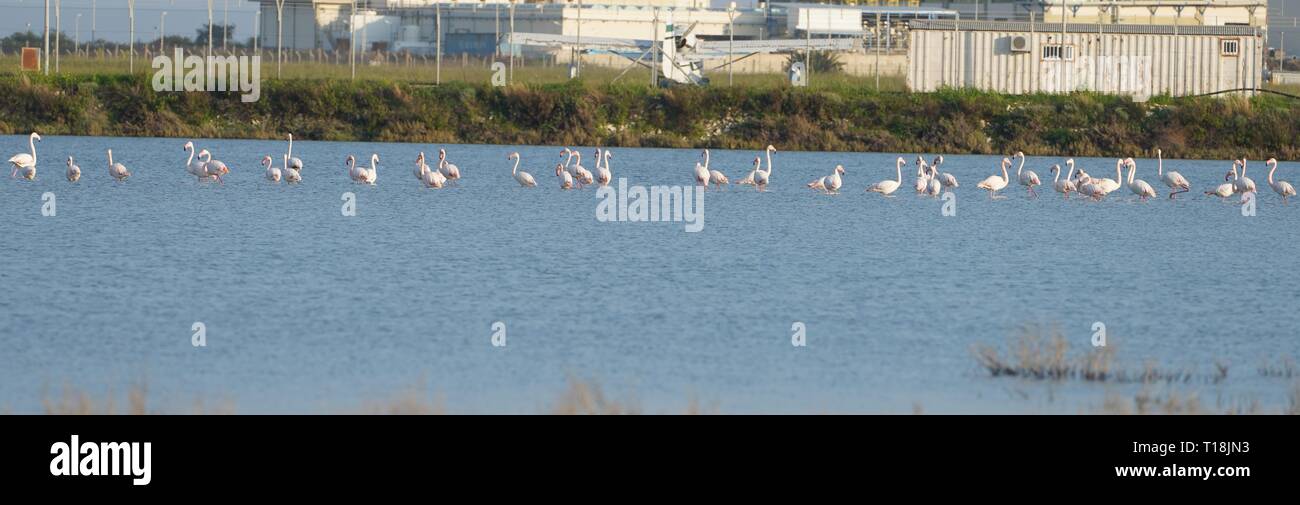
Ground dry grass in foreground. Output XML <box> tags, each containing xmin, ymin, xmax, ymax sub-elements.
<box><xmin>973</xmin><ymin>324</ymin><xmax>1228</xmax><ymax>384</ymax></box>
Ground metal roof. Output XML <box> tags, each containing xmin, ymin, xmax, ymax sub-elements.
<box><xmin>909</xmin><ymin>20</ymin><xmax>1263</xmax><ymax>36</ymax></box>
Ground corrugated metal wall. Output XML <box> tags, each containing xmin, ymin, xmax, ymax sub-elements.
<box><xmin>908</xmin><ymin>23</ymin><xmax>1263</xmax><ymax>97</ymax></box>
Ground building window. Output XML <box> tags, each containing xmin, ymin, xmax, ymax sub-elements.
<box><xmin>1221</xmin><ymin>38</ymin><xmax>1240</xmax><ymax>56</ymax></box>
<box><xmin>1042</xmin><ymin>44</ymin><xmax>1074</xmax><ymax>61</ymax></box>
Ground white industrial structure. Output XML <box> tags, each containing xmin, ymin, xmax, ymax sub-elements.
<box><xmin>908</xmin><ymin>19</ymin><xmax>1265</xmax><ymax>97</ymax></box>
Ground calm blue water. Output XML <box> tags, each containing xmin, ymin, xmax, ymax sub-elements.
<box><xmin>1</xmin><ymin>135</ymin><xmax>1297</xmax><ymax>413</ymax></box>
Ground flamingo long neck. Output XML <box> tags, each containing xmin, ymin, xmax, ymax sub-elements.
<box><xmin>604</xmin><ymin>152</ymin><xmax>612</xmax><ymax>172</ymax></box>
<box><xmin>703</xmin><ymin>150</ymin><xmax>710</xmax><ymax>170</ymax></box>
<box><xmin>370</xmin><ymin>156</ymin><xmax>378</xmax><ymax>171</ymax></box>
<box><xmin>574</xmin><ymin>151</ymin><xmax>582</xmax><ymax>167</ymax></box>
<box><xmin>1001</xmin><ymin>161</ymin><xmax>1009</xmax><ymax>182</ymax></box>
<box><xmin>1016</xmin><ymin>154</ymin><xmax>1024</xmax><ymax>177</ymax></box>
<box><xmin>895</xmin><ymin>159</ymin><xmax>903</xmax><ymax>183</ymax></box>
<box><xmin>1241</xmin><ymin>159</ymin><xmax>1248</xmax><ymax>177</ymax></box>
<box><xmin>29</xmin><ymin>134</ymin><xmax>37</xmax><ymax>163</ymax></box>
<box><xmin>186</xmin><ymin>147</ymin><xmax>195</xmax><ymax>167</ymax></box>
<box><xmin>1268</xmin><ymin>161</ymin><xmax>1277</xmax><ymax>184</ymax></box>
<box><xmin>287</xmin><ymin>135</ymin><xmax>294</xmax><ymax>159</ymax></box>
<box><xmin>1157</xmin><ymin>151</ymin><xmax>1164</xmax><ymax>176</ymax></box>
<box><xmin>765</xmin><ymin>149</ymin><xmax>773</xmax><ymax>175</ymax></box>
<box><xmin>347</xmin><ymin>158</ymin><xmax>355</xmax><ymax>173</ymax></box>
<box><xmin>1114</xmin><ymin>160</ymin><xmax>1122</xmax><ymax>182</ymax></box>
<box><xmin>107</xmin><ymin>150</ymin><xmax>114</xmax><ymax>166</ymax></box>
<box><xmin>1052</xmin><ymin>167</ymin><xmax>1060</xmax><ymax>184</ymax></box>
<box><xmin>1127</xmin><ymin>162</ymin><xmax>1135</xmax><ymax>184</ymax></box>
<box><xmin>1066</xmin><ymin>164</ymin><xmax>1075</xmax><ymax>181</ymax></box>
<box><xmin>512</xmin><ymin>156</ymin><xmax>520</xmax><ymax>175</ymax></box>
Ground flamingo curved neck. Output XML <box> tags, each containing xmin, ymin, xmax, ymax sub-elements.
<box><xmin>703</xmin><ymin>150</ymin><xmax>710</xmax><ymax>170</ymax></box>
<box><xmin>1157</xmin><ymin>151</ymin><xmax>1164</xmax><ymax>176</ymax></box>
<box><xmin>512</xmin><ymin>156</ymin><xmax>520</xmax><ymax>175</ymax></box>
<box><xmin>107</xmin><ymin>150</ymin><xmax>114</xmax><ymax>165</ymax></box>
<box><xmin>765</xmin><ymin>149</ymin><xmax>773</xmax><ymax>174</ymax></box>
<box><xmin>29</xmin><ymin>135</ymin><xmax>37</xmax><ymax>163</ymax></box>
<box><xmin>1268</xmin><ymin>161</ymin><xmax>1277</xmax><ymax>184</ymax></box>
<box><xmin>287</xmin><ymin>135</ymin><xmax>294</xmax><ymax>159</ymax></box>
<box><xmin>895</xmin><ymin>159</ymin><xmax>903</xmax><ymax>183</ymax></box>
<box><xmin>186</xmin><ymin>148</ymin><xmax>195</xmax><ymax>167</ymax></box>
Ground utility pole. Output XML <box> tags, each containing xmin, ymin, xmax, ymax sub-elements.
<box><xmin>75</xmin><ymin>13</ymin><xmax>80</xmax><ymax>56</ymax></box>
<box><xmin>651</xmin><ymin>8</ymin><xmax>659</xmax><ymax>87</ymax></box>
<box><xmin>223</xmin><ymin>0</ymin><xmax>229</xmax><ymax>52</ymax></box>
<box><xmin>727</xmin><ymin>2</ymin><xmax>735</xmax><ymax>86</ymax></box>
<box><xmin>350</xmin><ymin>0</ymin><xmax>357</xmax><ymax>80</ymax></box>
<box><xmin>508</xmin><ymin>0</ymin><xmax>515</xmax><ymax>84</ymax></box>
<box><xmin>55</xmin><ymin>0</ymin><xmax>61</xmax><ymax>73</ymax></box>
<box><xmin>576</xmin><ymin>0</ymin><xmax>582</xmax><ymax>77</ymax></box>
<box><xmin>43</xmin><ymin>0</ymin><xmax>49</xmax><ymax>75</ymax></box>
<box><xmin>160</xmin><ymin>11</ymin><xmax>167</xmax><ymax>55</ymax></box>
<box><xmin>91</xmin><ymin>0</ymin><xmax>96</xmax><ymax>44</ymax></box>
<box><xmin>277</xmin><ymin>0</ymin><xmax>287</xmax><ymax>78</ymax></box>
<box><xmin>207</xmin><ymin>0</ymin><xmax>214</xmax><ymax>58</ymax></box>
<box><xmin>436</xmin><ymin>0</ymin><xmax>442</xmax><ymax>84</ymax></box>
<box><xmin>254</xmin><ymin>10</ymin><xmax>261</xmax><ymax>55</ymax></box>
<box><xmin>128</xmin><ymin>0</ymin><xmax>135</xmax><ymax>73</ymax></box>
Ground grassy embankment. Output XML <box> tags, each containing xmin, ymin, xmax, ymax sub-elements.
<box><xmin>1</xmin><ymin>69</ymin><xmax>1298</xmax><ymax>159</ymax></box>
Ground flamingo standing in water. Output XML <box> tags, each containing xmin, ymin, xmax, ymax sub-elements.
<box><xmin>66</xmin><ymin>156</ymin><xmax>81</xmax><ymax>183</ymax></box>
<box><xmin>183</xmin><ymin>142</ymin><xmax>212</xmax><ymax>182</ymax></box>
<box><xmin>933</xmin><ymin>156</ymin><xmax>958</xmax><ymax>188</ymax></box>
<box><xmin>1125</xmin><ymin>158</ymin><xmax>1157</xmax><ymax>201</ymax></box>
<box><xmin>867</xmin><ymin>157</ymin><xmax>905</xmax><ymax>196</ymax></box>
<box><xmin>693</xmin><ymin>150</ymin><xmax>711</xmax><ymax>190</ymax></box>
<box><xmin>754</xmin><ymin>145</ymin><xmax>776</xmax><ymax>192</ymax></box>
<box><xmin>562</xmin><ymin>148</ymin><xmax>592</xmax><ymax>188</ymax></box>
<box><xmin>345</xmin><ymin>155</ymin><xmax>367</xmax><ymax>183</ymax></box>
<box><xmin>704</xmin><ymin>149</ymin><xmax>729</xmax><ymax>188</ymax></box>
<box><xmin>284</xmin><ymin>154</ymin><xmax>302</xmax><ymax>184</ymax></box>
<box><xmin>1050</xmin><ymin>163</ymin><xmax>1076</xmax><ymax>198</ymax></box>
<box><xmin>361</xmin><ymin>154</ymin><xmax>379</xmax><ymax>185</ymax></box>
<box><xmin>8</xmin><ymin>132</ymin><xmax>40</xmax><ymax>180</ymax></box>
<box><xmin>438</xmin><ymin>148</ymin><xmax>460</xmax><ymax>185</ymax></box>
<box><xmin>913</xmin><ymin>156</ymin><xmax>930</xmax><ymax>194</ymax></box>
<box><xmin>823</xmin><ymin>165</ymin><xmax>845</xmax><ymax>194</ymax></box>
<box><xmin>1014</xmin><ymin>151</ymin><xmax>1041</xmax><ymax>198</ymax></box>
<box><xmin>262</xmin><ymin>155</ymin><xmax>282</xmax><ymax>183</ymax></box>
<box><xmin>736</xmin><ymin>157</ymin><xmax>761</xmax><ymax>186</ymax></box>
<box><xmin>1154</xmin><ymin>148</ymin><xmax>1190</xmax><ymax>199</ymax></box>
<box><xmin>555</xmin><ymin>163</ymin><xmax>574</xmax><ymax>189</ymax></box>
<box><xmin>508</xmin><ymin>152</ymin><xmax>536</xmax><ymax>188</ymax></box>
<box><xmin>976</xmin><ymin>157</ymin><xmax>1010</xmax><ymax>199</ymax></box>
<box><xmin>198</xmin><ymin>150</ymin><xmax>229</xmax><ymax>183</ymax></box>
<box><xmin>415</xmin><ymin>152</ymin><xmax>431</xmax><ymax>181</ymax></box>
<box><xmin>106</xmin><ymin>149</ymin><xmax>131</xmax><ymax>182</ymax></box>
<box><xmin>923</xmin><ymin>163</ymin><xmax>942</xmax><ymax>196</ymax></box>
<box><xmin>285</xmin><ymin>134</ymin><xmax>304</xmax><ymax>173</ymax></box>
<box><xmin>594</xmin><ymin>149</ymin><xmax>613</xmax><ymax>186</ymax></box>
<box><xmin>1235</xmin><ymin>157</ymin><xmax>1258</xmax><ymax>194</ymax></box>
<box><xmin>1266</xmin><ymin>158</ymin><xmax>1296</xmax><ymax>204</ymax></box>
<box><xmin>1206</xmin><ymin>164</ymin><xmax>1237</xmax><ymax>199</ymax></box>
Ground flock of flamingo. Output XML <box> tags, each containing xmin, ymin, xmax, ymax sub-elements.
<box><xmin>6</xmin><ymin>131</ymin><xmax>1296</xmax><ymax>204</ymax></box>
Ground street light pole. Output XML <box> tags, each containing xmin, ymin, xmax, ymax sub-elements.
<box><xmin>223</xmin><ymin>0</ymin><xmax>229</xmax><ymax>52</ymax></box>
<box><xmin>128</xmin><ymin>0</ymin><xmax>135</xmax><ymax>73</ymax></box>
<box><xmin>160</xmin><ymin>11</ymin><xmax>167</xmax><ymax>55</ymax></box>
<box><xmin>727</xmin><ymin>2</ymin><xmax>736</xmax><ymax>86</ymax></box>
<box><xmin>436</xmin><ymin>0</ymin><xmax>442</xmax><ymax>84</ymax></box>
<box><xmin>277</xmin><ymin>0</ymin><xmax>286</xmax><ymax>78</ymax></box>
<box><xmin>55</xmin><ymin>0</ymin><xmax>61</xmax><ymax>73</ymax></box>
<box><xmin>75</xmin><ymin>14</ymin><xmax>80</xmax><ymax>56</ymax></box>
<box><xmin>508</xmin><ymin>0</ymin><xmax>515</xmax><ymax>84</ymax></box>
<box><xmin>207</xmin><ymin>0</ymin><xmax>214</xmax><ymax>58</ymax></box>
<box><xmin>350</xmin><ymin>0</ymin><xmax>357</xmax><ymax>80</ymax></box>
<box><xmin>43</xmin><ymin>0</ymin><xmax>49</xmax><ymax>75</ymax></box>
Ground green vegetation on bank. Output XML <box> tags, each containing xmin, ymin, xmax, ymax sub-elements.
<box><xmin>2</xmin><ymin>72</ymin><xmax>1297</xmax><ymax>160</ymax></box>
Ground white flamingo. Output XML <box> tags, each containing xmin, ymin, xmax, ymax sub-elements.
<box><xmin>913</xmin><ymin>156</ymin><xmax>930</xmax><ymax>194</ymax></box>
<box><xmin>736</xmin><ymin>157</ymin><xmax>761</xmax><ymax>186</ymax></box>
<box><xmin>508</xmin><ymin>152</ymin><xmax>536</xmax><ymax>188</ymax></box>
<box><xmin>824</xmin><ymin>165</ymin><xmax>846</xmax><ymax>194</ymax></box>
<box><xmin>345</xmin><ymin>155</ymin><xmax>366</xmax><ymax>183</ymax></box>
<box><xmin>693</xmin><ymin>150</ymin><xmax>711</xmax><ymax>190</ymax></box>
<box><xmin>562</xmin><ymin>148</ymin><xmax>592</xmax><ymax>188</ymax></box>
<box><xmin>924</xmin><ymin>164</ymin><xmax>942</xmax><ymax>196</ymax></box>
<box><xmin>555</xmin><ymin>163</ymin><xmax>574</xmax><ymax>190</ymax></box>
<box><xmin>807</xmin><ymin>176</ymin><xmax>827</xmax><ymax>191</ymax></box>
<box><xmin>198</xmin><ymin>150</ymin><xmax>229</xmax><ymax>183</ymax></box>
<box><xmin>1266</xmin><ymin>158</ymin><xmax>1295</xmax><ymax>204</ymax></box>
<box><xmin>1091</xmin><ymin>159</ymin><xmax>1123</xmax><ymax>196</ymax></box>
<box><xmin>361</xmin><ymin>154</ymin><xmax>379</xmax><ymax>185</ymax></box>
<box><xmin>933</xmin><ymin>156</ymin><xmax>958</xmax><ymax>188</ymax></box>
<box><xmin>976</xmin><ymin>157</ymin><xmax>1011</xmax><ymax>199</ymax></box>
<box><xmin>438</xmin><ymin>148</ymin><xmax>460</xmax><ymax>185</ymax></box>
<box><xmin>1235</xmin><ymin>157</ymin><xmax>1258</xmax><ymax>194</ymax></box>
<box><xmin>1051</xmin><ymin>163</ymin><xmax>1076</xmax><ymax>198</ymax></box>
<box><xmin>284</xmin><ymin>154</ymin><xmax>302</xmax><ymax>184</ymax></box>
<box><xmin>65</xmin><ymin>156</ymin><xmax>81</xmax><ymax>183</ymax></box>
<box><xmin>285</xmin><ymin>133</ymin><xmax>303</xmax><ymax>172</ymax></box>
<box><xmin>594</xmin><ymin>148</ymin><xmax>613</xmax><ymax>186</ymax></box>
<box><xmin>1126</xmin><ymin>159</ymin><xmax>1157</xmax><ymax>201</ymax></box>
<box><xmin>1206</xmin><ymin>164</ymin><xmax>1237</xmax><ymax>199</ymax></box>
<box><xmin>867</xmin><ymin>157</ymin><xmax>905</xmax><ymax>196</ymax></box>
<box><xmin>1014</xmin><ymin>151</ymin><xmax>1041</xmax><ymax>198</ymax></box>
<box><xmin>754</xmin><ymin>145</ymin><xmax>776</xmax><ymax>192</ymax></box>
<box><xmin>423</xmin><ymin>162</ymin><xmax>447</xmax><ymax>189</ymax></box>
<box><xmin>8</xmin><ymin>132</ymin><xmax>40</xmax><ymax>180</ymax></box>
<box><xmin>183</xmin><ymin>141</ymin><xmax>212</xmax><ymax>182</ymax></box>
<box><xmin>262</xmin><ymin>155</ymin><xmax>282</xmax><ymax>183</ymax></box>
<box><xmin>1154</xmin><ymin>148</ymin><xmax>1190</xmax><ymax>199</ymax></box>
<box><xmin>415</xmin><ymin>152</ymin><xmax>431</xmax><ymax>181</ymax></box>
<box><xmin>106</xmin><ymin>149</ymin><xmax>131</xmax><ymax>182</ymax></box>
<box><xmin>704</xmin><ymin>149</ymin><xmax>729</xmax><ymax>188</ymax></box>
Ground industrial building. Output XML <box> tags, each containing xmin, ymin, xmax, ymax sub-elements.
<box><xmin>908</xmin><ymin>19</ymin><xmax>1264</xmax><ymax>97</ymax></box>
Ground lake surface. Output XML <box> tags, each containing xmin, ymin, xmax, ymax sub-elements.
<box><xmin>1</xmin><ymin>134</ymin><xmax>1297</xmax><ymax>413</ymax></box>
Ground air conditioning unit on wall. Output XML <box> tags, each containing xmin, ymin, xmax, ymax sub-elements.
<box><xmin>1010</xmin><ymin>35</ymin><xmax>1030</xmax><ymax>53</ymax></box>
